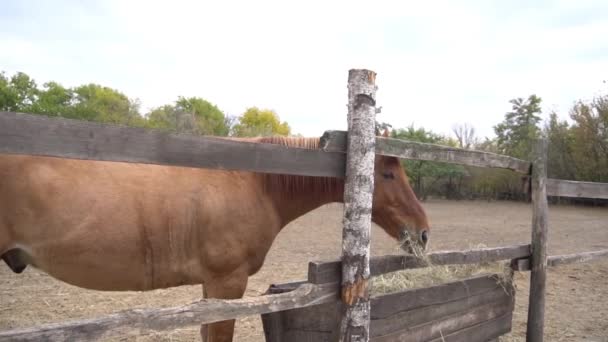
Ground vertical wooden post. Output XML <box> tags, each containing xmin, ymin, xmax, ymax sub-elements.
<box><xmin>338</xmin><ymin>69</ymin><xmax>377</xmax><ymax>342</ymax></box>
<box><xmin>526</xmin><ymin>138</ymin><xmax>549</xmax><ymax>342</ymax></box>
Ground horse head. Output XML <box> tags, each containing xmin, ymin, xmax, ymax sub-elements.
<box><xmin>371</xmin><ymin>130</ymin><xmax>430</xmax><ymax>254</ymax></box>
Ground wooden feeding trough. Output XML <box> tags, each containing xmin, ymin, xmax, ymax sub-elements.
<box><xmin>261</xmin><ymin>273</ymin><xmax>515</xmax><ymax>342</ymax></box>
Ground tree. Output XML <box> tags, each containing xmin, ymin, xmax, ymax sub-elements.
<box><xmin>70</xmin><ymin>83</ymin><xmax>144</xmax><ymax>126</ymax></box>
<box><xmin>30</xmin><ymin>81</ymin><xmax>74</xmax><ymax>117</ymax></box>
<box><xmin>452</xmin><ymin>123</ymin><xmax>477</xmax><ymax>149</ymax></box>
<box><xmin>232</xmin><ymin>107</ymin><xmax>290</xmax><ymax>137</ymax></box>
<box><xmin>0</xmin><ymin>71</ymin><xmax>38</xmax><ymax>112</ymax></box>
<box><xmin>494</xmin><ymin>95</ymin><xmax>542</xmax><ymax>159</ymax></box>
<box><xmin>568</xmin><ymin>95</ymin><xmax>608</xmax><ymax>182</ymax></box>
<box><xmin>175</xmin><ymin>96</ymin><xmax>229</xmax><ymax>136</ymax></box>
<box><xmin>392</xmin><ymin>125</ymin><xmax>466</xmax><ymax>199</ymax></box>
<box><xmin>9</xmin><ymin>72</ymin><xmax>38</xmax><ymax>111</ymax></box>
<box><xmin>544</xmin><ymin>112</ymin><xmax>575</xmax><ymax>180</ymax></box>
<box><xmin>0</xmin><ymin>72</ymin><xmax>18</xmax><ymax>111</ymax></box>
<box><xmin>146</xmin><ymin>104</ymin><xmax>180</xmax><ymax>130</ymax></box>
<box><xmin>146</xmin><ymin>97</ymin><xmax>229</xmax><ymax>136</ymax></box>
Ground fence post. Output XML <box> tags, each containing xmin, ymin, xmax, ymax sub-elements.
<box><xmin>526</xmin><ymin>138</ymin><xmax>549</xmax><ymax>342</ymax></box>
<box><xmin>338</xmin><ymin>69</ymin><xmax>377</xmax><ymax>342</ymax></box>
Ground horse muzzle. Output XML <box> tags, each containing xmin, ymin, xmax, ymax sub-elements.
<box><xmin>399</xmin><ymin>228</ymin><xmax>429</xmax><ymax>255</ymax></box>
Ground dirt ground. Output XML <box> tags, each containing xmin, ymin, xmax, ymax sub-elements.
<box><xmin>1</xmin><ymin>200</ymin><xmax>607</xmax><ymax>341</ymax></box>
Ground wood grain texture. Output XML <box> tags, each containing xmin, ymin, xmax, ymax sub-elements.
<box><xmin>309</xmin><ymin>244</ymin><xmax>530</xmax><ymax>285</ymax></box>
<box><xmin>320</xmin><ymin>130</ymin><xmax>531</xmax><ymax>174</ymax></box>
<box><xmin>424</xmin><ymin>313</ymin><xmax>513</xmax><ymax>342</ymax></box>
<box><xmin>261</xmin><ymin>274</ymin><xmax>514</xmax><ymax>342</ymax></box>
<box><xmin>370</xmin><ymin>287</ymin><xmax>511</xmax><ymax>337</ymax></box>
<box><xmin>0</xmin><ymin>111</ymin><xmax>345</xmax><ymax>177</ymax></box>
<box><xmin>373</xmin><ymin>299</ymin><xmax>512</xmax><ymax>342</ymax></box>
<box><xmin>513</xmin><ymin>249</ymin><xmax>608</xmax><ymax>271</ymax></box>
<box><xmin>527</xmin><ymin>138</ymin><xmax>549</xmax><ymax>342</ymax></box>
<box><xmin>369</xmin><ymin>274</ymin><xmax>510</xmax><ymax>319</ymax></box>
<box><xmin>339</xmin><ymin>68</ymin><xmax>377</xmax><ymax>342</ymax></box>
<box><xmin>0</xmin><ymin>283</ymin><xmax>338</xmax><ymax>342</ymax></box>
<box><xmin>546</xmin><ymin>178</ymin><xmax>608</xmax><ymax>199</ymax></box>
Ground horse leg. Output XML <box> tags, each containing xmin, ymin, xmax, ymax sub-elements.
<box><xmin>200</xmin><ymin>269</ymin><xmax>248</xmax><ymax>342</ymax></box>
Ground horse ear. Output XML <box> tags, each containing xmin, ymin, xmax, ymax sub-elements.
<box><xmin>382</xmin><ymin>128</ymin><xmax>390</xmax><ymax>138</ymax></box>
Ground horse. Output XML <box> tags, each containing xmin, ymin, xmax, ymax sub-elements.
<box><xmin>0</xmin><ymin>132</ymin><xmax>431</xmax><ymax>342</ymax></box>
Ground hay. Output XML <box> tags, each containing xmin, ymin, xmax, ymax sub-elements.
<box><xmin>370</xmin><ymin>240</ymin><xmax>513</xmax><ymax>295</ymax></box>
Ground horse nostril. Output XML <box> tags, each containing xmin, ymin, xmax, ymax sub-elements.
<box><xmin>421</xmin><ymin>230</ymin><xmax>429</xmax><ymax>244</ymax></box>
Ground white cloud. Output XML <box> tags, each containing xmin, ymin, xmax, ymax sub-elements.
<box><xmin>1</xmin><ymin>0</ymin><xmax>607</xmax><ymax>139</ymax></box>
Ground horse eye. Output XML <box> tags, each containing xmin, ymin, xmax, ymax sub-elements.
<box><xmin>383</xmin><ymin>171</ymin><xmax>395</xmax><ymax>180</ymax></box>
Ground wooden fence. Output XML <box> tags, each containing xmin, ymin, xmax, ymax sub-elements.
<box><xmin>1</xmin><ymin>68</ymin><xmax>607</xmax><ymax>341</ymax></box>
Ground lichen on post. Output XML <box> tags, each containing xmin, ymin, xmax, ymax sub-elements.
<box><xmin>338</xmin><ymin>69</ymin><xmax>377</xmax><ymax>342</ymax></box>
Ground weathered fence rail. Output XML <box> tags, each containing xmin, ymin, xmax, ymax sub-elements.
<box><xmin>513</xmin><ymin>249</ymin><xmax>608</xmax><ymax>271</ymax></box>
<box><xmin>546</xmin><ymin>178</ymin><xmax>608</xmax><ymax>200</ymax></box>
<box><xmin>308</xmin><ymin>244</ymin><xmax>531</xmax><ymax>284</ymax></box>
<box><xmin>321</xmin><ymin>130</ymin><xmax>531</xmax><ymax>173</ymax></box>
<box><xmin>0</xmin><ymin>283</ymin><xmax>338</xmax><ymax>342</ymax></box>
<box><xmin>0</xmin><ymin>111</ymin><xmax>345</xmax><ymax>178</ymax></box>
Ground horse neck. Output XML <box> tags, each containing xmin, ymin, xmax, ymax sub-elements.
<box><xmin>233</xmin><ymin>136</ymin><xmax>345</xmax><ymax>226</ymax></box>
<box><xmin>260</xmin><ymin>174</ymin><xmax>345</xmax><ymax>227</ymax></box>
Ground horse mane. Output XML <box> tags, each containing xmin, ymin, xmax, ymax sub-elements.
<box><xmin>250</xmin><ymin>136</ymin><xmax>343</xmax><ymax>199</ymax></box>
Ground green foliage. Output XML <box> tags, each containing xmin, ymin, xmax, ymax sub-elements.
<box><xmin>9</xmin><ymin>72</ymin><xmax>38</xmax><ymax>111</ymax></box>
<box><xmin>391</xmin><ymin>125</ymin><xmax>467</xmax><ymax>199</ymax></box>
<box><xmin>175</xmin><ymin>97</ymin><xmax>229</xmax><ymax>136</ymax></box>
<box><xmin>232</xmin><ymin>107</ymin><xmax>290</xmax><ymax>137</ymax></box>
<box><xmin>70</xmin><ymin>83</ymin><xmax>143</xmax><ymax>126</ymax></box>
<box><xmin>147</xmin><ymin>97</ymin><xmax>229</xmax><ymax>136</ymax></box>
<box><xmin>544</xmin><ymin>112</ymin><xmax>576</xmax><ymax>180</ymax></box>
<box><xmin>31</xmin><ymin>82</ymin><xmax>74</xmax><ymax>117</ymax></box>
<box><xmin>0</xmin><ymin>71</ymin><xmax>37</xmax><ymax>112</ymax></box>
<box><xmin>0</xmin><ymin>71</ymin><xmax>237</xmax><ymax>135</ymax></box>
<box><xmin>568</xmin><ymin>96</ymin><xmax>608</xmax><ymax>182</ymax></box>
<box><xmin>0</xmin><ymin>72</ymin><xmax>17</xmax><ymax>111</ymax></box>
<box><xmin>146</xmin><ymin>104</ymin><xmax>181</xmax><ymax>130</ymax></box>
<box><xmin>494</xmin><ymin>94</ymin><xmax>542</xmax><ymax>159</ymax></box>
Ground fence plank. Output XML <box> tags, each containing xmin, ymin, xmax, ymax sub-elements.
<box><xmin>0</xmin><ymin>111</ymin><xmax>345</xmax><ymax>178</ymax></box>
<box><xmin>370</xmin><ymin>274</ymin><xmax>509</xmax><ymax>320</ymax></box>
<box><xmin>320</xmin><ymin>130</ymin><xmax>531</xmax><ymax>174</ymax></box>
<box><xmin>425</xmin><ymin>312</ymin><xmax>513</xmax><ymax>342</ymax></box>
<box><xmin>0</xmin><ymin>283</ymin><xmax>338</xmax><ymax>342</ymax></box>
<box><xmin>338</xmin><ymin>68</ymin><xmax>377</xmax><ymax>342</ymax></box>
<box><xmin>309</xmin><ymin>244</ymin><xmax>530</xmax><ymax>285</ymax></box>
<box><xmin>371</xmin><ymin>287</ymin><xmax>509</xmax><ymax>337</ymax></box>
<box><xmin>527</xmin><ymin>138</ymin><xmax>549</xmax><ymax>342</ymax></box>
<box><xmin>513</xmin><ymin>249</ymin><xmax>608</xmax><ymax>272</ymax></box>
<box><xmin>261</xmin><ymin>274</ymin><xmax>513</xmax><ymax>342</ymax></box>
<box><xmin>373</xmin><ymin>300</ymin><xmax>513</xmax><ymax>342</ymax></box>
<box><xmin>546</xmin><ymin>178</ymin><xmax>608</xmax><ymax>199</ymax></box>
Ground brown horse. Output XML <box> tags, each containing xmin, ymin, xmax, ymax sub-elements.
<box><xmin>0</xmin><ymin>133</ymin><xmax>430</xmax><ymax>342</ymax></box>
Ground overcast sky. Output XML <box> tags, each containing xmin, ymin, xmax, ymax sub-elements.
<box><xmin>2</xmin><ymin>0</ymin><xmax>607</xmax><ymax>139</ymax></box>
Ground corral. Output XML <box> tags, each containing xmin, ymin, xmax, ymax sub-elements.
<box><xmin>1</xmin><ymin>201</ymin><xmax>607</xmax><ymax>341</ymax></box>
<box><xmin>0</xmin><ymin>69</ymin><xmax>607</xmax><ymax>341</ymax></box>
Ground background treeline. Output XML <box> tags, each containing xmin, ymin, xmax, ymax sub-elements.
<box><xmin>0</xmin><ymin>71</ymin><xmax>291</xmax><ymax>138</ymax></box>
<box><xmin>386</xmin><ymin>94</ymin><xmax>607</xmax><ymax>206</ymax></box>
<box><xmin>1</xmin><ymin>71</ymin><xmax>606</xmax><ymax>205</ymax></box>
